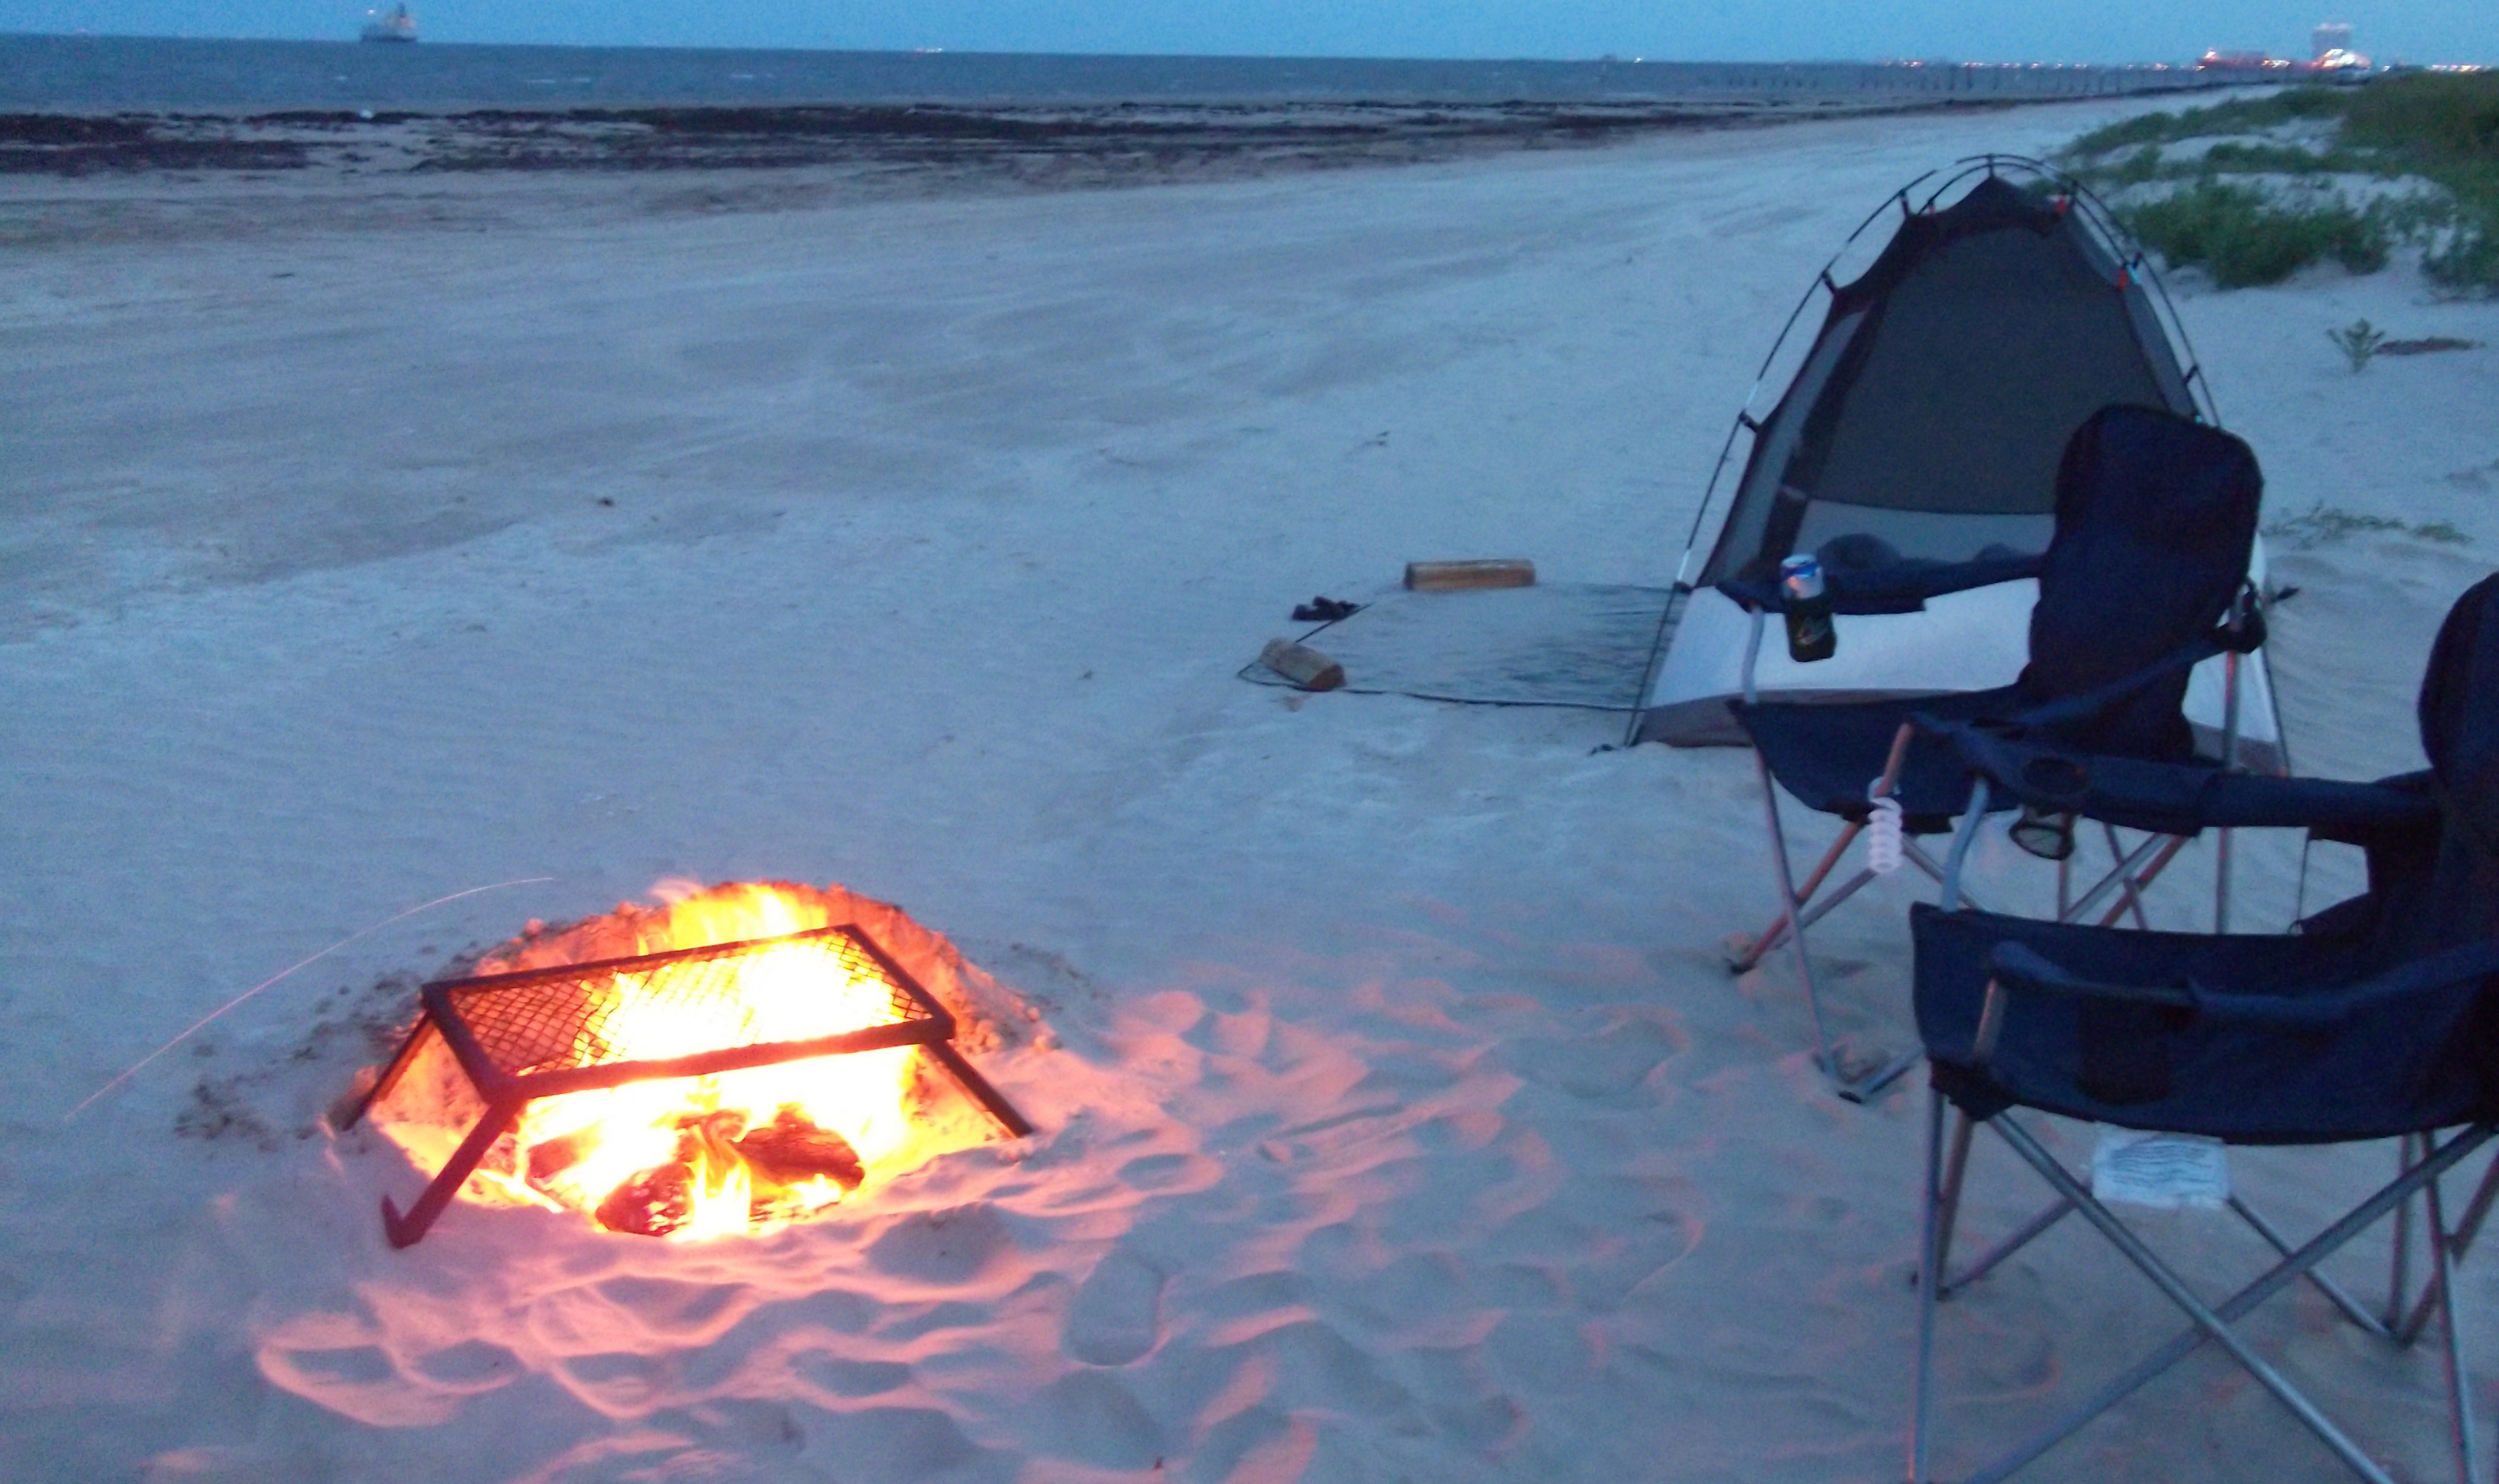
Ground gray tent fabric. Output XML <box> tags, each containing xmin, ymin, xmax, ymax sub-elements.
<box><xmin>1629</xmin><ymin>159</ymin><xmax>2291</xmax><ymax>764</ymax></box>
<box><xmin>1697</xmin><ymin>172</ymin><xmax>2197</xmax><ymax>589</ymax></box>
<box><xmin>1240</xmin><ymin>584</ymin><xmax>1670</xmax><ymax>711</ymax></box>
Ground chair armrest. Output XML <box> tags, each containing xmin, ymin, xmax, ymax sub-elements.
<box><xmin>1912</xmin><ymin>721</ymin><xmax>2444</xmax><ymax>839</ymax></box>
<box><xmin>1980</xmin><ymin>936</ymin><xmax>2499</xmax><ymax>1056</ymax></box>
<box><xmin>2205</xmin><ymin>773</ymin><xmax>2442</xmax><ymax>833</ymax></box>
<box><xmin>1985</xmin><ymin>942</ymin><xmax>2197</xmax><ymax>1011</ymax></box>
<box><xmin>1715</xmin><ymin>552</ymin><xmax>2043</xmax><ymax>616</ymax></box>
<box><xmin>1971</xmin><ymin>942</ymin><xmax>2193</xmax><ymax>1064</ymax></box>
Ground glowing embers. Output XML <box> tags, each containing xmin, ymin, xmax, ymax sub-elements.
<box><xmin>350</xmin><ymin>904</ymin><xmax>1029</xmax><ymax>1247</ymax></box>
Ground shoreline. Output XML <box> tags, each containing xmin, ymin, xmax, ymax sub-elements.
<box><xmin>0</xmin><ymin>94</ymin><xmax>2012</xmax><ymax>172</ymax></box>
<box><xmin>0</xmin><ymin>94</ymin><xmax>2082</xmax><ymax>246</ymax></box>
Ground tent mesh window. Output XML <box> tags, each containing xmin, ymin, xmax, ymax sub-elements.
<box><xmin>1701</xmin><ymin>174</ymin><xmax>2197</xmax><ymax>589</ymax></box>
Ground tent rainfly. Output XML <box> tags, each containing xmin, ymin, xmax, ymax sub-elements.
<box><xmin>1631</xmin><ymin>157</ymin><xmax>2285</xmax><ymax>771</ymax></box>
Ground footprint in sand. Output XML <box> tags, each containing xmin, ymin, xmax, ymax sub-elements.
<box><xmin>1026</xmin><ymin>1368</ymin><xmax>1165</xmax><ymax>1468</ymax></box>
<box><xmin>1061</xmin><ymin>1247</ymin><xmax>1165</xmax><ymax>1365</ymax></box>
<box><xmin>864</xmin><ymin>1203</ymin><xmax>1013</xmax><ymax>1285</ymax></box>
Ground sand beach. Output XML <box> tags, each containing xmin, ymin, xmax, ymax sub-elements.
<box><xmin>4</xmin><ymin>89</ymin><xmax>2498</xmax><ymax>1483</ymax></box>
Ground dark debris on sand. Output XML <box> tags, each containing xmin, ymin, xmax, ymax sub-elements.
<box><xmin>0</xmin><ymin>97</ymin><xmax>1924</xmax><ymax>182</ymax></box>
<box><xmin>0</xmin><ymin>112</ymin><xmax>312</xmax><ymax>174</ymax></box>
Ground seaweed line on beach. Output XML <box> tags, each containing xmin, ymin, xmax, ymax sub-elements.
<box><xmin>0</xmin><ymin>94</ymin><xmax>2002</xmax><ymax>181</ymax></box>
<box><xmin>0</xmin><ymin>95</ymin><xmax>2049</xmax><ymax>246</ymax></box>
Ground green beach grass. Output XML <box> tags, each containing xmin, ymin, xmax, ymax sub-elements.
<box><xmin>2061</xmin><ymin>72</ymin><xmax>2499</xmax><ymax>292</ymax></box>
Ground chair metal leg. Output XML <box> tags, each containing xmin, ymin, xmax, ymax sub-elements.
<box><xmin>1911</xmin><ymin>1085</ymin><xmax>1946</xmax><ymax>1484</ymax></box>
<box><xmin>2227</xmin><ymin>1194</ymin><xmax>2393</xmax><ymax>1341</ymax></box>
<box><xmin>2094</xmin><ymin>834</ymin><xmax>2194</xmax><ymax>928</ymax></box>
<box><xmin>2400</xmin><ymin>1145</ymin><xmax>2499</xmax><ymax>1347</ymax></box>
<box><xmin>2391</xmin><ymin>1133</ymin><xmax>2419</xmax><ymax>1333</ymax></box>
<box><xmin>2062</xmin><ymin>831</ymin><xmax>2182</xmax><ymax>928</ymax></box>
<box><xmin>1731</xmin><ymin>827</ymin><xmax>1867</xmax><ymax>971</ymax></box>
<box><xmin>2100</xmin><ymin>823</ymin><xmax>2153</xmax><ymax>929</ymax></box>
<box><xmin>1979</xmin><ymin>1114</ymin><xmax>2430</xmax><ymax>1484</ymax></box>
<box><xmin>1939</xmin><ymin>791</ymin><xmax>1988</xmax><ymax>912</ymax></box>
<box><xmin>1932</xmin><ymin>1108</ymin><xmax>1976</xmax><ymax>1282</ymax></box>
<box><xmin>1739</xmin><ymin>718</ymin><xmax>1934</xmax><ymax>975</ymax></box>
<box><xmin>1755</xmin><ymin>750</ymin><xmax>1838</xmax><ymax>1076</ymax></box>
<box><xmin>2423</xmin><ymin>1164</ymin><xmax>2481</xmax><ymax>1483</ymax></box>
<box><xmin>1905</xmin><ymin>838</ymin><xmax>1999</xmax><ymax>915</ymax></box>
<box><xmin>1949</xmin><ymin>1118</ymin><xmax>2493</xmax><ymax>1484</ymax></box>
<box><xmin>1834</xmin><ymin>1049</ymin><xmax>1922</xmax><ymax>1104</ymax></box>
<box><xmin>1943</xmin><ymin>1196</ymin><xmax>2074</xmax><ymax>1299</ymax></box>
<box><xmin>1741</xmin><ymin>753</ymin><xmax>1924</xmax><ymax>1102</ymax></box>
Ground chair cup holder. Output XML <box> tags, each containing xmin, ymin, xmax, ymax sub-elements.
<box><xmin>2010</xmin><ymin>804</ymin><xmax>2078</xmax><ymax>861</ymax></box>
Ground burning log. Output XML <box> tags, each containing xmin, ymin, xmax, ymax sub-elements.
<box><xmin>525</xmin><ymin>1127</ymin><xmax>599</xmax><ymax>1189</ymax></box>
<box><xmin>733</xmin><ymin>1105</ymin><xmax>867</xmax><ymax>1192</ymax></box>
<box><xmin>596</xmin><ymin>1161</ymin><xmax>697</xmax><ymax>1238</ymax></box>
<box><xmin>586</xmin><ymin>1108</ymin><xmax>867</xmax><ymax>1238</ymax></box>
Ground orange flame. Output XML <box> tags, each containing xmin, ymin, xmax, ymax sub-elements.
<box><xmin>369</xmin><ymin>883</ymin><xmax>990</xmax><ymax>1240</ymax></box>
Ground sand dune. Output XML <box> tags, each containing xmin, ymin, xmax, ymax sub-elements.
<box><xmin>4</xmin><ymin>94</ymin><xmax>2497</xmax><ymax>1482</ymax></box>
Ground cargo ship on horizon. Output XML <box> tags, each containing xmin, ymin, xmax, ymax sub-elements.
<box><xmin>359</xmin><ymin>5</ymin><xmax>416</xmax><ymax>44</ymax></box>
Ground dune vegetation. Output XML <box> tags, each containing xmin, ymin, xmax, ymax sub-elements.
<box><xmin>2060</xmin><ymin>72</ymin><xmax>2499</xmax><ymax>291</ymax></box>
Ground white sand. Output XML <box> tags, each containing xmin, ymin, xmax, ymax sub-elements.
<box><xmin>4</xmin><ymin>98</ymin><xmax>2498</xmax><ymax>1483</ymax></box>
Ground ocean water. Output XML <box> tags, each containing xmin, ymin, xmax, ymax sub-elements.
<box><xmin>1</xmin><ymin>33</ymin><xmax>2218</xmax><ymax>113</ymax></box>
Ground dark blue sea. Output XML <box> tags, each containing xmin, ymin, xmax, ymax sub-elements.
<box><xmin>0</xmin><ymin>33</ymin><xmax>2215</xmax><ymax>114</ymax></box>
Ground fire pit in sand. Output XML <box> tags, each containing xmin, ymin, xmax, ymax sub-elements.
<box><xmin>340</xmin><ymin>883</ymin><xmax>1031</xmax><ymax>1247</ymax></box>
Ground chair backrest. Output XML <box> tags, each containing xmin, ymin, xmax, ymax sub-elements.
<box><xmin>2018</xmin><ymin>404</ymin><xmax>2262</xmax><ymax>760</ymax></box>
<box><xmin>2398</xmin><ymin>571</ymin><xmax>2499</xmax><ymax>954</ymax></box>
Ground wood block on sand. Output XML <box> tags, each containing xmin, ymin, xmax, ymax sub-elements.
<box><xmin>1404</xmin><ymin>559</ymin><xmax>1534</xmax><ymax>591</ymax></box>
<box><xmin>1259</xmin><ymin>638</ymin><xmax>1344</xmax><ymax>691</ymax></box>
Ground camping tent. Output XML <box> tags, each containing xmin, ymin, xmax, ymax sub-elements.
<box><xmin>1632</xmin><ymin>157</ymin><xmax>2285</xmax><ymax>771</ymax></box>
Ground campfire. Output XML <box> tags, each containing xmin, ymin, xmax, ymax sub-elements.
<box><xmin>344</xmin><ymin>883</ymin><xmax>1030</xmax><ymax>1247</ymax></box>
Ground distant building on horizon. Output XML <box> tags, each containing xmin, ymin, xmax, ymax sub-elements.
<box><xmin>2313</xmin><ymin>22</ymin><xmax>2353</xmax><ymax>61</ymax></box>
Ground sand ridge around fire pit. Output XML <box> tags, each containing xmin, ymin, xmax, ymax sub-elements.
<box><xmin>4</xmin><ymin>89</ymin><xmax>2498</xmax><ymax>1483</ymax></box>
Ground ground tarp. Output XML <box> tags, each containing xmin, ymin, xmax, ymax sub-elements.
<box><xmin>1240</xmin><ymin>583</ymin><xmax>1669</xmax><ymax>711</ymax></box>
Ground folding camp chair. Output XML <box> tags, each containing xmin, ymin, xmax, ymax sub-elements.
<box><xmin>1727</xmin><ymin>403</ymin><xmax>2267</xmax><ymax>1098</ymax></box>
<box><xmin>1902</xmin><ymin>570</ymin><xmax>2499</xmax><ymax>1484</ymax></box>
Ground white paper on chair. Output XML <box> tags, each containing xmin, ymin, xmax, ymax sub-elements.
<box><xmin>2090</xmin><ymin>1127</ymin><xmax>2230</xmax><ymax>1210</ymax></box>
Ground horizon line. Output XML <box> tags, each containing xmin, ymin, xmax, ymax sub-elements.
<box><xmin>1</xmin><ymin>31</ymin><xmax>2237</xmax><ymax>71</ymax></box>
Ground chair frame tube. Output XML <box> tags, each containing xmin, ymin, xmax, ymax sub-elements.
<box><xmin>2397</xmin><ymin>1145</ymin><xmax>2499</xmax><ymax>1347</ymax></box>
<box><xmin>1911</xmin><ymin>1087</ymin><xmax>2492</xmax><ymax>1484</ymax></box>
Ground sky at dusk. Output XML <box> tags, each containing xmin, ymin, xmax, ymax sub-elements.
<box><xmin>3</xmin><ymin>1</ymin><xmax>2493</xmax><ymax>65</ymax></box>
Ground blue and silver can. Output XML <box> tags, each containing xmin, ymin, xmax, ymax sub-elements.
<box><xmin>1779</xmin><ymin>553</ymin><xmax>1836</xmax><ymax>662</ymax></box>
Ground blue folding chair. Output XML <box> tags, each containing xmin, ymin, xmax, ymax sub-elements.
<box><xmin>1728</xmin><ymin>404</ymin><xmax>2267</xmax><ymax>1097</ymax></box>
<box><xmin>1903</xmin><ymin>571</ymin><xmax>2499</xmax><ymax>1484</ymax></box>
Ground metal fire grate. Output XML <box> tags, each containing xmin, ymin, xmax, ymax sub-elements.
<box><xmin>345</xmin><ymin>923</ymin><xmax>1031</xmax><ymax>1247</ymax></box>
<box><xmin>444</xmin><ymin>929</ymin><xmax>931</xmax><ymax>1084</ymax></box>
